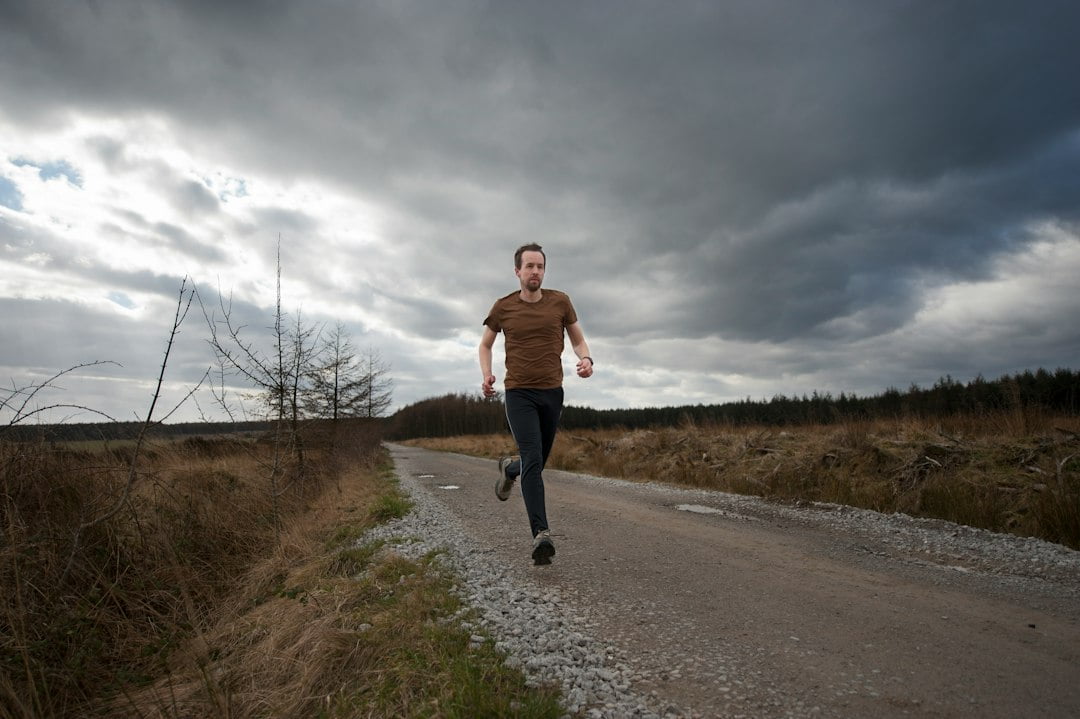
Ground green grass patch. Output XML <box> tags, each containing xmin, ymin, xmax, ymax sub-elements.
<box><xmin>370</xmin><ymin>490</ymin><xmax>413</xmax><ymax>523</ymax></box>
<box><xmin>325</xmin><ymin>522</ymin><xmax>369</xmax><ymax>549</ymax></box>
<box><xmin>328</xmin><ymin>553</ymin><xmax>565</xmax><ymax>718</ymax></box>
<box><xmin>327</xmin><ymin>539</ymin><xmax>386</xmax><ymax>577</ymax></box>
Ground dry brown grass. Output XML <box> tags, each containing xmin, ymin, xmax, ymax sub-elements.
<box><xmin>2</xmin><ymin>425</ymin><xmax>564</xmax><ymax>719</ymax></box>
<box><xmin>404</xmin><ymin>411</ymin><xmax>1080</xmax><ymax>549</ymax></box>
<box><xmin>0</xmin><ymin>426</ymin><xmax>377</xmax><ymax>717</ymax></box>
<box><xmin>113</xmin><ymin>458</ymin><xmax>562</xmax><ymax>718</ymax></box>
<box><xmin>111</xmin><ymin>452</ymin><xmax>384</xmax><ymax>717</ymax></box>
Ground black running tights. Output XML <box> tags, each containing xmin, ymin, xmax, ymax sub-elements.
<box><xmin>504</xmin><ymin>387</ymin><xmax>563</xmax><ymax>537</ymax></box>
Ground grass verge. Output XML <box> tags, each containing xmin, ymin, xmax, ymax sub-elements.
<box><xmin>3</xmin><ymin>429</ymin><xmax>566</xmax><ymax>718</ymax></box>
<box><xmin>110</xmin><ymin>449</ymin><xmax>564</xmax><ymax>718</ymax></box>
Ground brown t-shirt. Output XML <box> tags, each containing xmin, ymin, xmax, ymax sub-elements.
<box><xmin>484</xmin><ymin>289</ymin><xmax>578</xmax><ymax>389</ymax></box>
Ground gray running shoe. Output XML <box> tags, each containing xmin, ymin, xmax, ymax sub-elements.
<box><xmin>532</xmin><ymin>530</ymin><xmax>555</xmax><ymax>565</ymax></box>
<box><xmin>495</xmin><ymin>456</ymin><xmax>516</xmax><ymax>501</ymax></box>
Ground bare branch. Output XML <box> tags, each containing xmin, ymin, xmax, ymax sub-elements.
<box><xmin>63</xmin><ymin>278</ymin><xmax>201</xmax><ymax>580</ymax></box>
<box><xmin>2</xmin><ymin>361</ymin><xmax>121</xmax><ymax>428</ymax></box>
<box><xmin>156</xmin><ymin>367</ymin><xmax>212</xmax><ymax>424</ymax></box>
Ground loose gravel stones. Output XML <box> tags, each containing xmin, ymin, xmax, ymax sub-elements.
<box><xmin>362</xmin><ymin>461</ymin><xmax>1080</xmax><ymax>718</ymax></box>
<box><xmin>360</xmin><ymin>471</ymin><xmax>688</xmax><ymax>718</ymax></box>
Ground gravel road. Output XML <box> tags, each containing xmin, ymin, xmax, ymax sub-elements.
<box><xmin>379</xmin><ymin>444</ymin><xmax>1080</xmax><ymax>718</ymax></box>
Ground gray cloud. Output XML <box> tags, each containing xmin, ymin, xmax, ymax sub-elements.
<box><xmin>2</xmin><ymin>0</ymin><xmax>1079</xmax><ymax>417</ymax></box>
<box><xmin>171</xmin><ymin>179</ymin><xmax>220</xmax><ymax>217</ymax></box>
<box><xmin>0</xmin><ymin>216</ymin><xmax>207</xmax><ymax>300</ymax></box>
<box><xmin>374</xmin><ymin>286</ymin><xmax>470</xmax><ymax>341</ymax></box>
<box><xmin>151</xmin><ymin>222</ymin><xmax>227</xmax><ymax>264</ymax></box>
<box><xmin>0</xmin><ymin>294</ymin><xmax>212</xmax><ymax>388</ymax></box>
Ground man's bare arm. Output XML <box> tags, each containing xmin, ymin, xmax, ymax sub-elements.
<box><xmin>566</xmin><ymin>322</ymin><xmax>594</xmax><ymax>378</ymax></box>
<box><xmin>479</xmin><ymin>325</ymin><xmax>498</xmax><ymax>397</ymax></box>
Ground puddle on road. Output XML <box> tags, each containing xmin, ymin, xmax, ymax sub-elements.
<box><xmin>415</xmin><ymin>472</ymin><xmax>462</xmax><ymax>490</ymax></box>
<box><xmin>677</xmin><ymin>504</ymin><xmax>724</xmax><ymax>515</ymax></box>
<box><xmin>675</xmin><ymin>504</ymin><xmax>758</xmax><ymax>521</ymax></box>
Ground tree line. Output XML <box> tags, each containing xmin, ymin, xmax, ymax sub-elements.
<box><xmin>385</xmin><ymin>392</ymin><xmax>505</xmax><ymax>440</ymax></box>
<box><xmin>387</xmin><ymin>367</ymin><xmax>1080</xmax><ymax>439</ymax></box>
<box><xmin>0</xmin><ymin>419</ymin><xmax>274</xmax><ymax>443</ymax></box>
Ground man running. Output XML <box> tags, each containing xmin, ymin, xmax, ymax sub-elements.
<box><xmin>479</xmin><ymin>243</ymin><xmax>594</xmax><ymax>564</ymax></box>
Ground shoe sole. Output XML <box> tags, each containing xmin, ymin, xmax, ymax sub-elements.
<box><xmin>532</xmin><ymin>538</ymin><xmax>555</xmax><ymax>565</ymax></box>
<box><xmin>495</xmin><ymin>478</ymin><xmax>514</xmax><ymax>501</ymax></box>
<box><xmin>495</xmin><ymin>458</ymin><xmax>514</xmax><ymax>501</ymax></box>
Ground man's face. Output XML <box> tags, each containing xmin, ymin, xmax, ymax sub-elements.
<box><xmin>515</xmin><ymin>250</ymin><xmax>546</xmax><ymax>292</ymax></box>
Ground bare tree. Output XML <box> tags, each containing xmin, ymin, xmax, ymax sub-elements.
<box><xmin>305</xmin><ymin>322</ymin><xmax>381</xmax><ymax>420</ymax></box>
<box><xmin>198</xmin><ymin>238</ymin><xmax>321</xmax><ymax>529</ymax></box>
<box><xmin>358</xmin><ymin>347</ymin><xmax>394</xmax><ymax>418</ymax></box>
<box><xmin>285</xmin><ymin>307</ymin><xmax>321</xmax><ymax>479</ymax></box>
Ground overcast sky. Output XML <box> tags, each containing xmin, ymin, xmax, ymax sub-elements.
<box><xmin>2</xmin><ymin>0</ymin><xmax>1079</xmax><ymax>425</ymax></box>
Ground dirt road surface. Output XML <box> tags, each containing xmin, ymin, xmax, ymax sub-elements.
<box><xmin>388</xmin><ymin>444</ymin><xmax>1080</xmax><ymax>718</ymax></box>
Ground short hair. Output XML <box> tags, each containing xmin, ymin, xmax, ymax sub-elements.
<box><xmin>514</xmin><ymin>243</ymin><xmax>546</xmax><ymax>269</ymax></box>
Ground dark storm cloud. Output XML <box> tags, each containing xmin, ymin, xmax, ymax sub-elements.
<box><xmin>681</xmin><ymin>131</ymin><xmax>1080</xmax><ymax>343</ymax></box>
<box><xmin>6</xmin><ymin>2</ymin><xmax>1077</xmax><ymax>229</ymax></box>
<box><xmin>11</xmin><ymin>0</ymin><xmax>1070</xmax><ymax>341</ymax></box>
<box><xmin>2</xmin><ymin>0</ymin><xmax>1079</xmax><ymax>412</ymax></box>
